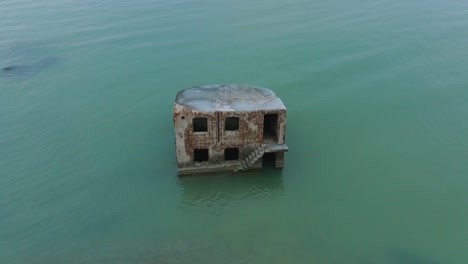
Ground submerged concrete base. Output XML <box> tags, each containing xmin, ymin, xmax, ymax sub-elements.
<box><xmin>177</xmin><ymin>152</ymin><xmax>284</xmax><ymax>176</ymax></box>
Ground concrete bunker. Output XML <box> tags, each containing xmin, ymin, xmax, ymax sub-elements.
<box><xmin>173</xmin><ymin>84</ymin><xmax>288</xmax><ymax>175</ymax></box>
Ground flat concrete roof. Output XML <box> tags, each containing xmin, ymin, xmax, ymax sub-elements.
<box><xmin>175</xmin><ymin>84</ymin><xmax>286</xmax><ymax>112</ymax></box>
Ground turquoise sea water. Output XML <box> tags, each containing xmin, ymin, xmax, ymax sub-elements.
<box><xmin>1</xmin><ymin>0</ymin><xmax>468</xmax><ymax>263</ymax></box>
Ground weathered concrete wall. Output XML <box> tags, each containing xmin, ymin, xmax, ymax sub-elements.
<box><xmin>173</xmin><ymin>103</ymin><xmax>286</xmax><ymax>174</ymax></box>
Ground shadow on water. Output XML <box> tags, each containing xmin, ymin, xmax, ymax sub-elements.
<box><xmin>1</xmin><ymin>56</ymin><xmax>60</xmax><ymax>79</ymax></box>
<box><xmin>177</xmin><ymin>168</ymin><xmax>284</xmax><ymax>212</ymax></box>
<box><xmin>1</xmin><ymin>40</ymin><xmax>61</xmax><ymax>80</ymax></box>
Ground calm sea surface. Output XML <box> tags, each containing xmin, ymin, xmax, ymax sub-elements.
<box><xmin>1</xmin><ymin>0</ymin><xmax>468</xmax><ymax>263</ymax></box>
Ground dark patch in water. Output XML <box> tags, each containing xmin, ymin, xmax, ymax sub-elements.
<box><xmin>2</xmin><ymin>65</ymin><xmax>31</xmax><ymax>72</ymax></box>
<box><xmin>1</xmin><ymin>56</ymin><xmax>60</xmax><ymax>78</ymax></box>
<box><xmin>388</xmin><ymin>249</ymin><xmax>443</xmax><ymax>264</ymax></box>
<box><xmin>3</xmin><ymin>65</ymin><xmax>16</xmax><ymax>71</ymax></box>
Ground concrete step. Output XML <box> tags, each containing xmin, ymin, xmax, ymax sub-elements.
<box><xmin>238</xmin><ymin>146</ymin><xmax>269</xmax><ymax>171</ymax></box>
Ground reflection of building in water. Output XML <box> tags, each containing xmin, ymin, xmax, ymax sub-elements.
<box><xmin>173</xmin><ymin>84</ymin><xmax>288</xmax><ymax>175</ymax></box>
<box><xmin>178</xmin><ymin>170</ymin><xmax>284</xmax><ymax>210</ymax></box>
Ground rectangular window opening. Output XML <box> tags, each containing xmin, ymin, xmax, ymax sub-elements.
<box><xmin>193</xmin><ymin>117</ymin><xmax>208</xmax><ymax>132</ymax></box>
<box><xmin>225</xmin><ymin>117</ymin><xmax>239</xmax><ymax>131</ymax></box>
<box><xmin>224</xmin><ymin>148</ymin><xmax>239</xmax><ymax>160</ymax></box>
<box><xmin>194</xmin><ymin>149</ymin><xmax>209</xmax><ymax>162</ymax></box>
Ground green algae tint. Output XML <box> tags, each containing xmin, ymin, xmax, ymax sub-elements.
<box><xmin>1</xmin><ymin>0</ymin><xmax>467</xmax><ymax>263</ymax></box>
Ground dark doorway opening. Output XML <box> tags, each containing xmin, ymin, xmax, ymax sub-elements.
<box><xmin>263</xmin><ymin>114</ymin><xmax>278</xmax><ymax>142</ymax></box>
<box><xmin>262</xmin><ymin>153</ymin><xmax>276</xmax><ymax>168</ymax></box>
<box><xmin>194</xmin><ymin>149</ymin><xmax>209</xmax><ymax>162</ymax></box>
<box><xmin>224</xmin><ymin>148</ymin><xmax>239</xmax><ymax>160</ymax></box>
